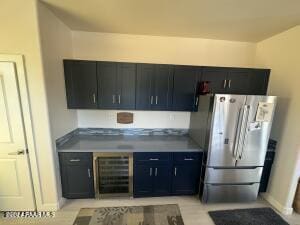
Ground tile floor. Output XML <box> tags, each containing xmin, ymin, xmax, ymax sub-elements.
<box><xmin>0</xmin><ymin>196</ymin><xmax>299</xmax><ymax>225</ymax></box>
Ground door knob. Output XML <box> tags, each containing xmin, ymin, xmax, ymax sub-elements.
<box><xmin>8</xmin><ymin>150</ymin><xmax>26</xmax><ymax>155</ymax></box>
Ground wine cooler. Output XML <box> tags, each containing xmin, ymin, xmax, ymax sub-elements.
<box><xmin>93</xmin><ymin>152</ymin><xmax>133</xmax><ymax>198</ymax></box>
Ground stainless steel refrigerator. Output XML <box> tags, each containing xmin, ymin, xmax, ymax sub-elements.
<box><xmin>190</xmin><ymin>94</ymin><xmax>277</xmax><ymax>203</ymax></box>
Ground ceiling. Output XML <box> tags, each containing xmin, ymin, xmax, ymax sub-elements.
<box><xmin>41</xmin><ymin>0</ymin><xmax>300</xmax><ymax>42</ymax></box>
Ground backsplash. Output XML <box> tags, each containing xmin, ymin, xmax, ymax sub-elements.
<box><xmin>56</xmin><ymin>128</ymin><xmax>189</xmax><ymax>148</ymax></box>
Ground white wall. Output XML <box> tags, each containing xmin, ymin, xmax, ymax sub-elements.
<box><xmin>255</xmin><ymin>26</ymin><xmax>300</xmax><ymax>214</ymax></box>
<box><xmin>0</xmin><ymin>0</ymin><xmax>59</xmax><ymax>210</ymax></box>
<box><xmin>78</xmin><ymin>110</ymin><xmax>190</xmax><ymax>129</ymax></box>
<box><xmin>37</xmin><ymin>2</ymin><xmax>77</xmax><ymax>205</ymax></box>
<box><xmin>38</xmin><ymin>2</ymin><xmax>77</xmax><ymax>140</ymax></box>
<box><xmin>72</xmin><ymin>31</ymin><xmax>257</xmax><ymax>128</ymax></box>
<box><xmin>72</xmin><ymin>31</ymin><xmax>256</xmax><ymax>67</ymax></box>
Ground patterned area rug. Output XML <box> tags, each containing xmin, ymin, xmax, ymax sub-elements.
<box><xmin>73</xmin><ymin>204</ymin><xmax>184</xmax><ymax>225</ymax></box>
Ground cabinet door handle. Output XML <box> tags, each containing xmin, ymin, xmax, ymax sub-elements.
<box><xmin>195</xmin><ymin>97</ymin><xmax>199</xmax><ymax>106</ymax></box>
<box><xmin>223</xmin><ymin>80</ymin><xmax>227</xmax><ymax>89</ymax></box>
<box><xmin>149</xmin><ymin>158</ymin><xmax>159</xmax><ymax>161</ymax></box>
<box><xmin>112</xmin><ymin>95</ymin><xmax>116</xmax><ymax>104</ymax></box>
<box><xmin>155</xmin><ymin>96</ymin><xmax>158</xmax><ymax>105</ymax></box>
<box><xmin>184</xmin><ymin>158</ymin><xmax>194</xmax><ymax>161</ymax></box>
<box><xmin>118</xmin><ymin>95</ymin><xmax>121</xmax><ymax>104</ymax></box>
<box><xmin>150</xmin><ymin>168</ymin><xmax>152</xmax><ymax>176</ymax></box>
<box><xmin>174</xmin><ymin>167</ymin><xmax>177</xmax><ymax>176</ymax></box>
<box><xmin>92</xmin><ymin>93</ymin><xmax>96</xmax><ymax>104</ymax></box>
<box><xmin>88</xmin><ymin>168</ymin><xmax>91</xmax><ymax>178</ymax></box>
<box><xmin>228</xmin><ymin>79</ymin><xmax>231</xmax><ymax>88</ymax></box>
<box><xmin>150</xmin><ymin>96</ymin><xmax>153</xmax><ymax>105</ymax></box>
<box><xmin>155</xmin><ymin>168</ymin><xmax>158</xmax><ymax>176</ymax></box>
<box><xmin>69</xmin><ymin>159</ymin><xmax>80</xmax><ymax>162</ymax></box>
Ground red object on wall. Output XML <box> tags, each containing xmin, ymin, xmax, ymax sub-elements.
<box><xmin>198</xmin><ymin>81</ymin><xmax>211</xmax><ymax>95</ymax></box>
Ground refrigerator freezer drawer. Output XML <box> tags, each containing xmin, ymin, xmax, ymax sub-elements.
<box><xmin>205</xmin><ymin>167</ymin><xmax>263</xmax><ymax>183</ymax></box>
<box><xmin>202</xmin><ymin>183</ymin><xmax>260</xmax><ymax>203</ymax></box>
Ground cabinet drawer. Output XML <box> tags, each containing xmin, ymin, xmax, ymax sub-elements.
<box><xmin>173</xmin><ymin>152</ymin><xmax>202</xmax><ymax>164</ymax></box>
<box><xmin>133</xmin><ymin>152</ymin><xmax>172</xmax><ymax>163</ymax></box>
<box><xmin>59</xmin><ymin>152</ymin><xmax>92</xmax><ymax>165</ymax></box>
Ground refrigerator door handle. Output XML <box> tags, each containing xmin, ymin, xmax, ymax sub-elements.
<box><xmin>237</xmin><ymin>105</ymin><xmax>251</xmax><ymax>160</ymax></box>
<box><xmin>233</xmin><ymin>108</ymin><xmax>243</xmax><ymax>158</ymax></box>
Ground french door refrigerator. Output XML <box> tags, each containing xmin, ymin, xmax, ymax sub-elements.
<box><xmin>190</xmin><ymin>94</ymin><xmax>277</xmax><ymax>203</ymax></box>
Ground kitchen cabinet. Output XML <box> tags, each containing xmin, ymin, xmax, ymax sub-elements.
<box><xmin>136</xmin><ymin>64</ymin><xmax>173</xmax><ymax>110</ymax></box>
<box><xmin>259</xmin><ymin>151</ymin><xmax>275</xmax><ymax>192</ymax></box>
<box><xmin>63</xmin><ymin>60</ymin><xmax>97</xmax><ymax>109</ymax></box>
<box><xmin>201</xmin><ymin>67</ymin><xmax>269</xmax><ymax>95</ymax></box>
<box><xmin>172</xmin><ymin>164</ymin><xmax>201</xmax><ymax>195</ymax></box>
<box><xmin>133</xmin><ymin>164</ymin><xmax>153</xmax><ymax>197</ymax></box>
<box><xmin>172</xmin><ymin>66</ymin><xmax>199</xmax><ymax>111</ymax></box>
<box><xmin>133</xmin><ymin>152</ymin><xmax>202</xmax><ymax>197</ymax></box>
<box><xmin>153</xmin><ymin>164</ymin><xmax>172</xmax><ymax>196</ymax></box>
<box><xmin>172</xmin><ymin>152</ymin><xmax>202</xmax><ymax>195</ymax></box>
<box><xmin>248</xmin><ymin>69</ymin><xmax>270</xmax><ymax>95</ymax></box>
<box><xmin>63</xmin><ymin>60</ymin><xmax>270</xmax><ymax>111</ymax></box>
<box><xmin>201</xmin><ymin>67</ymin><xmax>228</xmax><ymax>94</ymax></box>
<box><xmin>133</xmin><ymin>152</ymin><xmax>172</xmax><ymax>197</ymax></box>
<box><xmin>97</xmin><ymin>62</ymin><xmax>136</xmax><ymax>109</ymax></box>
<box><xmin>59</xmin><ymin>153</ymin><xmax>94</xmax><ymax>199</ymax></box>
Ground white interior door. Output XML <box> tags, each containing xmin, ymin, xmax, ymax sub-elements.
<box><xmin>0</xmin><ymin>62</ymin><xmax>35</xmax><ymax>211</ymax></box>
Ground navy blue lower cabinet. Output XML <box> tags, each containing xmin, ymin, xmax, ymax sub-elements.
<box><xmin>172</xmin><ymin>164</ymin><xmax>201</xmax><ymax>195</ymax></box>
<box><xmin>133</xmin><ymin>164</ymin><xmax>153</xmax><ymax>197</ymax></box>
<box><xmin>59</xmin><ymin>152</ymin><xmax>94</xmax><ymax>199</ymax></box>
<box><xmin>133</xmin><ymin>152</ymin><xmax>202</xmax><ymax>197</ymax></box>
<box><xmin>153</xmin><ymin>164</ymin><xmax>172</xmax><ymax>196</ymax></box>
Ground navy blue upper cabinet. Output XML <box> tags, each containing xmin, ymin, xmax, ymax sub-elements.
<box><xmin>97</xmin><ymin>62</ymin><xmax>118</xmax><ymax>109</ymax></box>
<box><xmin>201</xmin><ymin>67</ymin><xmax>228</xmax><ymax>94</ymax></box>
<box><xmin>64</xmin><ymin>60</ymin><xmax>270</xmax><ymax>110</ymax></box>
<box><xmin>97</xmin><ymin>62</ymin><xmax>136</xmax><ymax>109</ymax></box>
<box><xmin>136</xmin><ymin>64</ymin><xmax>173</xmax><ymax>110</ymax></box>
<box><xmin>172</xmin><ymin>66</ymin><xmax>199</xmax><ymax>111</ymax></box>
<box><xmin>248</xmin><ymin>69</ymin><xmax>270</xmax><ymax>95</ymax></box>
<box><xmin>201</xmin><ymin>67</ymin><xmax>269</xmax><ymax>95</ymax></box>
<box><xmin>64</xmin><ymin>60</ymin><xmax>98</xmax><ymax>109</ymax></box>
<box><xmin>117</xmin><ymin>63</ymin><xmax>136</xmax><ymax>109</ymax></box>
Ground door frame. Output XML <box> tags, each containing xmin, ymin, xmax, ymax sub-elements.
<box><xmin>0</xmin><ymin>54</ymin><xmax>42</xmax><ymax>211</ymax></box>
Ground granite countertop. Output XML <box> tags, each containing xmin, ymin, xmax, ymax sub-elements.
<box><xmin>57</xmin><ymin>135</ymin><xmax>202</xmax><ymax>152</ymax></box>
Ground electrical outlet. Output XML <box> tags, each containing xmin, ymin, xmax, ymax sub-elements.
<box><xmin>169</xmin><ymin>114</ymin><xmax>175</xmax><ymax>121</ymax></box>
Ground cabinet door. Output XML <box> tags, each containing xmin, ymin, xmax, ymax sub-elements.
<box><xmin>97</xmin><ymin>62</ymin><xmax>118</xmax><ymax>109</ymax></box>
<box><xmin>172</xmin><ymin>66</ymin><xmax>199</xmax><ymax>111</ymax></box>
<box><xmin>227</xmin><ymin>69</ymin><xmax>251</xmax><ymax>94</ymax></box>
<box><xmin>201</xmin><ymin>67</ymin><xmax>228</xmax><ymax>94</ymax></box>
<box><xmin>153</xmin><ymin>164</ymin><xmax>172</xmax><ymax>196</ymax></box>
<box><xmin>152</xmin><ymin>65</ymin><xmax>173</xmax><ymax>110</ymax></box>
<box><xmin>117</xmin><ymin>63</ymin><xmax>136</xmax><ymax>109</ymax></box>
<box><xmin>172</xmin><ymin>164</ymin><xmax>201</xmax><ymax>195</ymax></box>
<box><xmin>248</xmin><ymin>69</ymin><xmax>270</xmax><ymax>95</ymax></box>
<box><xmin>136</xmin><ymin>64</ymin><xmax>154</xmax><ymax>110</ymax></box>
<box><xmin>64</xmin><ymin>60</ymin><xmax>97</xmax><ymax>109</ymax></box>
<box><xmin>59</xmin><ymin>153</ymin><xmax>94</xmax><ymax>199</ymax></box>
<box><xmin>133</xmin><ymin>164</ymin><xmax>153</xmax><ymax>197</ymax></box>
<box><xmin>259</xmin><ymin>151</ymin><xmax>275</xmax><ymax>192</ymax></box>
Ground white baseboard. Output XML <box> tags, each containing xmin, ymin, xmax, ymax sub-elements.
<box><xmin>37</xmin><ymin>203</ymin><xmax>60</xmax><ymax>211</ymax></box>
<box><xmin>261</xmin><ymin>193</ymin><xmax>293</xmax><ymax>215</ymax></box>
<box><xmin>58</xmin><ymin>197</ymin><xmax>66</xmax><ymax>209</ymax></box>
<box><xmin>37</xmin><ymin>197</ymin><xmax>65</xmax><ymax>211</ymax></box>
